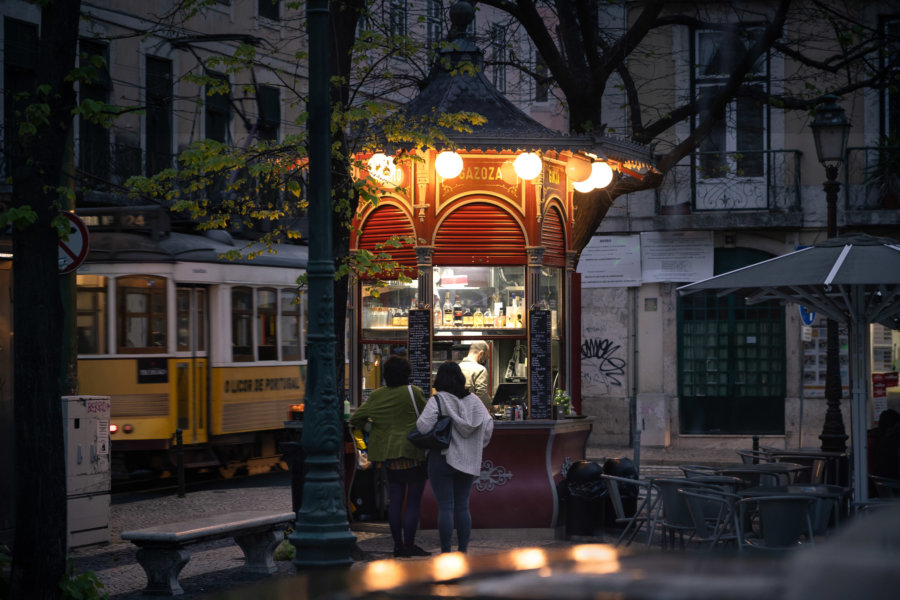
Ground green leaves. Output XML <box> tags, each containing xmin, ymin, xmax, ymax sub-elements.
<box><xmin>0</xmin><ymin>206</ymin><xmax>38</xmax><ymax>232</ymax></box>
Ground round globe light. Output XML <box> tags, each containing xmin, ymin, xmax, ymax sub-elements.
<box><xmin>367</xmin><ymin>153</ymin><xmax>397</xmax><ymax>184</ymax></box>
<box><xmin>566</xmin><ymin>156</ymin><xmax>592</xmax><ymax>182</ymax></box>
<box><xmin>435</xmin><ymin>151</ymin><xmax>463</xmax><ymax>179</ymax></box>
<box><xmin>587</xmin><ymin>161</ymin><xmax>614</xmax><ymax>189</ymax></box>
<box><xmin>513</xmin><ymin>152</ymin><xmax>543</xmax><ymax>180</ymax></box>
<box><xmin>572</xmin><ymin>178</ymin><xmax>595</xmax><ymax>193</ymax></box>
<box><xmin>499</xmin><ymin>161</ymin><xmax>518</xmax><ymax>185</ymax></box>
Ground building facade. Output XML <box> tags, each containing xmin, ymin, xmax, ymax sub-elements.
<box><xmin>579</xmin><ymin>1</ymin><xmax>900</xmax><ymax>456</ymax></box>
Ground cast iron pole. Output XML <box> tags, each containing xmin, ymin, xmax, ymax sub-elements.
<box><xmin>289</xmin><ymin>0</ymin><xmax>356</xmax><ymax>569</ymax></box>
<box><xmin>819</xmin><ymin>164</ymin><xmax>848</xmax><ymax>453</ymax></box>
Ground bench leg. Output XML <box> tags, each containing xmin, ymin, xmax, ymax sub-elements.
<box><xmin>234</xmin><ymin>529</ymin><xmax>284</xmax><ymax>574</ymax></box>
<box><xmin>135</xmin><ymin>547</ymin><xmax>190</xmax><ymax>596</ymax></box>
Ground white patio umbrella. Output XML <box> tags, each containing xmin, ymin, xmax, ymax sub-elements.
<box><xmin>678</xmin><ymin>233</ymin><xmax>900</xmax><ymax>503</ymax></box>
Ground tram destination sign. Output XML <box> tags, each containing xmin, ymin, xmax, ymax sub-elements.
<box><xmin>528</xmin><ymin>308</ymin><xmax>552</xmax><ymax>419</ymax></box>
<box><xmin>408</xmin><ymin>309</ymin><xmax>432</xmax><ymax>393</ymax></box>
<box><xmin>77</xmin><ymin>206</ymin><xmax>170</xmax><ymax>234</ymax></box>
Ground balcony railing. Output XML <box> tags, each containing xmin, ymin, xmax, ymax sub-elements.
<box><xmin>656</xmin><ymin>150</ymin><xmax>801</xmax><ymax>214</ymax></box>
<box><xmin>844</xmin><ymin>146</ymin><xmax>900</xmax><ymax>211</ymax></box>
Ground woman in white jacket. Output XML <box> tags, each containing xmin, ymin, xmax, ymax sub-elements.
<box><xmin>416</xmin><ymin>361</ymin><xmax>493</xmax><ymax>553</ymax></box>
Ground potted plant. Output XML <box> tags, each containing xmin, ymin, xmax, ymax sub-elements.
<box><xmin>553</xmin><ymin>389</ymin><xmax>571</xmax><ymax>419</ymax></box>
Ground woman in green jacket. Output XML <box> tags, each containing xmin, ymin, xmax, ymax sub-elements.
<box><xmin>350</xmin><ymin>354</ymin><xmax>430</xmax><ymax>557</ymax></box>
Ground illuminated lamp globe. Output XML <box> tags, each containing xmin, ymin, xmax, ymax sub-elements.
<box><xmin>566</xmin><ymin>156</ymin><xmax>592</xmax><ymax>182</ymax></box>
<box><xmin>435</xmin><ymin>151</ymin><xmax>463</xmax><ymax>179</ymax></box>
<box><xmin>513</xmin><ymin>152</ymin><xmax>543</xmax><ymax>180</ymax></box>
<box><xmin>367</xmin><ymin>153</ymin><xmax>397</xmax><ymax>184</ymax></box>
<box><xmin>572</xmin><ymin>177</ymin><xmax>595</xmax><ymax>193</ymax></box>
<box><xmin>499</xmin><ymin>161</ymin><xmax>519</xmax><ymax>185</ymax></box>
<box><xmin>587</xmin><ymin>161</ymin><xmax>614</xmax><ymax>189</ymax></box>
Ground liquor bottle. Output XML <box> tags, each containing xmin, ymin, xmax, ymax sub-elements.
<box><xmin>433</xmin><ymin>303</ymin><xmax>442</xmax><ymax>328</ymax></box>
<box><xmin>507</xmin><ymin>295</ymin><xmax>518</xmax><ymax>328</ymax></box>
<box><xmin>462</xmin><ymin>301</ymin><xmax>473</xmax><ymax>327</ymax></box>
<box><xmin>483</xmin><ymin>307</ymin><xmax>493</xmax><ymax>328</ymax></box>
<box><xmin>453</xmin><ymin>296</ymin><xmax>463</xmax><ymax>327</ymax></box>
<box><xmin>496</xmin><ymin>308</ymin><xmax>506</xmax><ymax>328</ymax></box>
<box><xmin>443</xmin><ymin>292</ymin><xmax>453</xmax><ymax>327</ymax></box>
<box><xmin>514</xmin><ymin>295</ymin><xmax>524</xmax><ymax>328</ymax></box>
<box><xmin>473</xmin><ymin>305</ymin><xmax>483</xmax><ymax>328</ymax></box>
<box><xmin>400</xmin><ymin>306</ymin><xmax>408</xmax><ymax>327</ymax></box>
<box><xmin>391</xmin><ymin>306</ymin><xmax>401</xmax><ymax>327</ymax></box>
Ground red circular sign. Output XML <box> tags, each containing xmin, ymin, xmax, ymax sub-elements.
<box><xmin>58</xmin><ymin>212</ymin><xmax>90</xmax><ymax>274</ymax></box>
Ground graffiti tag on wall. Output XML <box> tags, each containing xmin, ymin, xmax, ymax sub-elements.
<box><xmin>581</xmin><ymin>337</ymin><xmax>626</xmax><ymax>389</ymax></box>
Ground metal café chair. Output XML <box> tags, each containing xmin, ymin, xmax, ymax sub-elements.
<box><xmin>647</xmin><ymin>478</ymin><xmax>726</xmax><ymax>549</ymax></box>
<box><xmin>736</xmin><ymin>494</ymin><xmax>817</xmax><ymax>552</ymax></box>
<box><xmin>735</xmin><ymin>449</ymin><xmax>772</xmax><ymax>465</ymax></box>
<box><xmin>680</xmin><ymin>464</ymin><xmax>719</xmax><ymax>478</ymax></box>
<box><xmin>678</xmin><ymin>487</ymin><xmax>743</xmax><ymax>551</ymax></box>
<box><xmin>767</xmin><ymin>454</ymin><xmax>826</xmax><ymax>484</ymax></box>
<box><xmin>601</xmin><ymin>474</ymin><xmax>659</xmax><ymax>547</ymax></box>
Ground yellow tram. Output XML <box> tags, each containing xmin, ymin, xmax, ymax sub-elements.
<box><xmin>75</xmin><ymin>221</ymin><xmax>308</xmax><ymax>480</ymax></box>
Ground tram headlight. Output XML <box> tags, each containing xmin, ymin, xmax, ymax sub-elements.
<box><xmin>122</xmin><ymin>424</ymin><xmax>134</xmax><ymax>434</ymax></box>
<box><xmin>109</xmin><ymin>423</ymin><xmax>118</xmax><ymax>434</ymax></box>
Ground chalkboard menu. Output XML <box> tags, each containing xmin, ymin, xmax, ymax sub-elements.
<box><xmin>407</xmin><ymin>309</ymin><xmax>432</xmax><ymax>392</ymax></box>
<box><xmin>528</xmin><ymin>308</ymin><xmax>552</xmax><ymax>419</ymax></box>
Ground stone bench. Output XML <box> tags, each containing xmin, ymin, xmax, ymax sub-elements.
<box><xmin>121</xmin><ymin>510</ymin><xmax>295</xmax><ymax>596</ymax></box>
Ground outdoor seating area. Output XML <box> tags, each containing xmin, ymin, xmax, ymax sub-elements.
<box><xmin>592</xmin><ymin>446</ymin><xmax>899</xmax><ymax>553</ymax></box>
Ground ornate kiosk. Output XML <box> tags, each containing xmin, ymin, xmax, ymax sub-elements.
<box><xmin>349</xmin><ymin>2</ymin><xmax>654</xmax><ymax>529</ymax></box>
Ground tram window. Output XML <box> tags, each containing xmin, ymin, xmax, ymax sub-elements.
<box><xmin>232</xmin><ymin>287</ymin><xmax>253</xmax><ymax>362</ymax></box>
<box><xmin>76</xmin><ymin>275</ymin><xmax>107</xmax><ymax>354</ymax></box>
<box><xmin>117</xmin><ymin>276</ymin><xmax>166</xmax><ymax>353</ymax></box>
<box><xmin>280</xmin><ymin>288</ymin><xmax>301</xmax><ymax>361</ymax></box>
<box><xmin>177</xmin><ymin>290</ymin><xmax>190</xmax><ymax>351</ymax></box>
<box><xmin>257</xmin><ymin>288</ymin><xmax>278</xmax><ymax>361</ymax></box>
<box><xmin>175</xmin><ymin>288</ymin><xmax>207</xmax><ymax>352</ymax></box>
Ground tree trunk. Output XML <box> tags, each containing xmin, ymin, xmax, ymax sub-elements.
<box><xmin>9</xmin><ymin>2</ymin><xmax>81</xmax><ymax>598</ymax></box>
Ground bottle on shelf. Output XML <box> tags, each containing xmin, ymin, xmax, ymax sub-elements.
<box><xmin>391</xmin><ymin>306</ymin><xmax>401</xmax><ymax>327</ymax></box>
<box><xmin>515</xmin><ymin>295</ymin><xmax>524</xmax><ymax>328</ymax></box>
<box><xmin>462</xmin><ymin>301</ymin><xmax>473</xmax><ymax>327</ymax></box>
<box><xmin>473</xmin><ymin>305</ymin><xmax>483</xmax><ymax>328</ymax></box>
<box><xmin>400</xmin><ymin>306</ymin><xmax>408</xmax><ymax>327</ymax></box>
<box><xmin>496</xmin><ymin>308</ymin><xmax>506</xmax><ymax>328</ymax></box>
<box><xmin>443</xmin><ymin>292</ymin><xmax>453</xmax><ymax>327</ymax></box>
<box><xmin>483</xmin><ymin>306</ymin><xmax>493</xmax><ymax>328</ymax></box>
<box><xmin>453</xmin><ymin>295</ymin><xmax>463</xmax><ymax>327</ymax></box>
<box><xmin>433</xmin><ymin>302</ymin><xmax>442</xmax><ymax>328</ymax></box>
<box><xmin>507</xmin><ymin>295</ymin><xmax>518</xmax><ymax>328</ymax></box>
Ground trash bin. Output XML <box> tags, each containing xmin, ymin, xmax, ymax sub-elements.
<box><xmin>562</xmin><ymin>460</ymin><xmax>606</xmax><ymax>537</ymax></box>
<box><xmin>602</xmin><ymin>457</ymin><xmax>638</xmax><ymax>528</ymax></box>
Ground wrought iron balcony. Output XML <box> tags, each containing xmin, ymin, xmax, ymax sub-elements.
<box><xmin>656</xmin><ymin>150</ymin><xmax>802</xmax><ymax>216</ymax></box>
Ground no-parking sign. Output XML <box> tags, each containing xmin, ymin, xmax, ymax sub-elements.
<box><xmin>58</xmin><ymin>212</ymin><xmax>90</xmax><ymax>274</ymax></box>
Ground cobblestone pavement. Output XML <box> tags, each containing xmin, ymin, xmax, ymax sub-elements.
<box><xmin>70</xmin><ymin>471</ymin><xmax>605</xmax><ymax>599</ymax></box>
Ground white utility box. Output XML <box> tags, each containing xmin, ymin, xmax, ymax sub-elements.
<box><xmin>63</xmin><ymin>395</ymin><xmax>111</xmax><ymax>548</ymax></box>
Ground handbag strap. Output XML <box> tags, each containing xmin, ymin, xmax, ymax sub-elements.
<box><xmin>408</xmin><ymin>385</ymin><xmax>419</xmax><ymax>417</ymax></box>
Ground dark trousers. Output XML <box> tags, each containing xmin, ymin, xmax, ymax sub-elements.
<box><xmin>427</xmin><ymin>451</ymin><xmax>475</xmax><ymax>552</ymax></box>
<box><xmin>385</xmin><ymin>464</ymin><xmax>427</xmax><ymax>548</ymax></box>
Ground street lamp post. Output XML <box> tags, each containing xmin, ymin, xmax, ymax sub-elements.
<box><xmin>288</xmin><ymin>0</ymin><xmax>356</xmax><ymax>569</ymax></box>
<box><xmin>810</xmin><ymin>95</ymin><xmax>851</xmax><ymax>453</ymax></box>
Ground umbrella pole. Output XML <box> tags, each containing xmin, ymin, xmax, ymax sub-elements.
<box><xmin>850</xmin><ymin>288</ymin><xmax>871</xmax><ymax>504</ymax></box>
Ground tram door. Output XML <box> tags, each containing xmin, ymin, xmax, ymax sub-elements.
<box><xmin>174</xmin><ymin>286</ymin><xmax>208</xmax><ymax>445</ymax></box>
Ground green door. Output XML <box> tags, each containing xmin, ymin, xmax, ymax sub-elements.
<box><xmin>678</xmin><ymin>248</ymin><xmax>786</xmax><ymax>434</ymax></box>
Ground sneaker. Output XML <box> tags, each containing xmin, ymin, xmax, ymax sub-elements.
<box><xmin>393</xmin><ymin>545</ymin><xmax>408</xmax><ymax>558</ymax></box>
<box><xmin>403</xmin><ymin>544</ymin><xmax>431</xmax><ymax>557</ymax></box>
